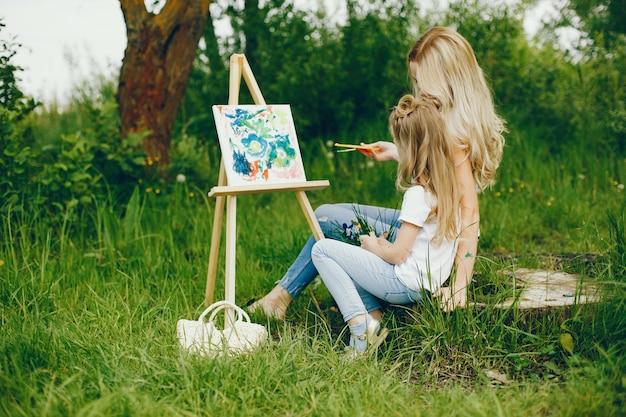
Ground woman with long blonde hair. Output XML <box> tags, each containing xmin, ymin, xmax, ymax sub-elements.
<box><xmin>249</xmin><ymin>26</ymin><xmax>505</xmax><ymax>319</ymax></box>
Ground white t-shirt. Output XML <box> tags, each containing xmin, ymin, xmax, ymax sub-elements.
<box><xmin>394</xmin><ymin>186</ymin><xmax>459</xmax><ymax>293</ymax></box>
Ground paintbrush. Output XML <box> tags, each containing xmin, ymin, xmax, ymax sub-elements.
<box><xmin>334</xmin><ymin>143</ymin><xmax>380</xmax><ymax>152</ymax></box>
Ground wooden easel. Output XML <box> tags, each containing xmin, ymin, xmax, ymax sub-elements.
<box><xmin>205</xmin><ymin>54</ymin><xmax>329</xmax><ymax>311</ymax></box>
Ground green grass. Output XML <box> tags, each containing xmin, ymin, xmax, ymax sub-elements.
<box><xmin>1</xmin><ymin>139</ymin><xmax>626</xmax><ymax>416</ymax></box>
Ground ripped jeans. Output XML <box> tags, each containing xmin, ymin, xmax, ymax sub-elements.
<box><xmin>277</xmin><ymin>203</ymin><xmax>401</xmax><ymax>299</ymax></box>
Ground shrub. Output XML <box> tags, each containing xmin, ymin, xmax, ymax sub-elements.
<box><xmin>0</xmin><ymin>20</ymin><xmax>39</xmax><ymax>208</ymax></box>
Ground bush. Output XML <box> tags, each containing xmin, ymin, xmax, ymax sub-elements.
<box><xmin>0</xmin><ymin>20</ymin><xmax>38</xmax><ymax>208</ymax></box>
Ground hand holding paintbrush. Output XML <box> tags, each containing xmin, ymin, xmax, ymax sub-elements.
<box><xmin>334</xmin><ymin>141</ymin><xmax>399</xmax><ymax>162</ymax></box>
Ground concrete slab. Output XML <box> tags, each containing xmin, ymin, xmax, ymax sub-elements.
<box><xmin>482</xmin><ymin>268</ymin><xmax>600</xmax><ymax>310</ymax></box>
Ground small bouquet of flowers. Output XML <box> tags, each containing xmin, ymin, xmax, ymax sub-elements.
<box><xmin>334</xmin><ymin>205</ymin><xmax>397</xmax><ymax>246</ymax></box>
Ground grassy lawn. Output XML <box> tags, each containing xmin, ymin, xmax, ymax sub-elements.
<box><xmin>1</xmin><ymin>133</ymin><xmax>626</xmax><ymax>416</ymax></box>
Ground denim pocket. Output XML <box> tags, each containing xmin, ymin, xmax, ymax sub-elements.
<box><xmin>383</xmin><ymin>291</ymin><xmax>413</xmax><ymax>304</ymax></box>
<box><xmin>384</xmin><ymin>288</ymin><xmax>429</xmax><ymax>304</ymax></box>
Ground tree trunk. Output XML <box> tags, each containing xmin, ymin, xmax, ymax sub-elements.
<box><xmin>117</xmin><ymin>0</ymin><xmax>211</xmax><ymax>169</ymax></box>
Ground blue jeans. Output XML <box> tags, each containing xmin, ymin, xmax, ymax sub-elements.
<box><xmin>277</xmin><ymin>203</ymin><xmax>401</xmax><ymax>299</ymax></box>
<box><xmin>311</xmin><ymin>239</ymin><xmax>427</xmax><ymax>321</ymax></box>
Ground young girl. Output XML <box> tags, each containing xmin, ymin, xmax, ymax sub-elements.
<box><xmin>249</xmin><ymin>26</ymin><xmax>505</xmax><ymax>320</ymax></box>
<box><xmin>311</xmin><ymin>94</ymin><xmax>462</xmax><ymax>354</ymax></box>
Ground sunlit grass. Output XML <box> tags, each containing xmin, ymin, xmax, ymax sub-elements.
<box><xmin>1</xmin><ymin>135</ymin><xmax>626</xmax><ymax>416</ymax></box>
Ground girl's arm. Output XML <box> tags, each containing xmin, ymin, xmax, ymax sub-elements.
<box><xmin>433</xmin><ymin>150</ymin><xmax>479</xmax><ymax>312</ymax></box>
<box><xmin>359</xmin><ymin>222</ymin><xmax>419</xmax><ymax>265</ymax></box>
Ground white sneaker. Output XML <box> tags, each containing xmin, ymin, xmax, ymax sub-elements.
<box><xmin>365</xmin><ymin>318</ymin><xmax>389</xmax><ymax>351</ymax></box>
<box><xmin>344</xmin><ymin>319</ymin><xmax>389</xmax><ymax>359</ymax></box>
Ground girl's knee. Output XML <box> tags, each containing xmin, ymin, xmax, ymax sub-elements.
<box><xmin>311</xmin><ymin>239</ymin><xmax>325</xmax><ymax>258</ymax></box>
<box><xmin>311</xmin><ymin>239</ymin><xmax>335</xmax><ymax>259</ymax></box>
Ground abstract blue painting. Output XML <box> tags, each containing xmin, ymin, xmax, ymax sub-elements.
<box><xmin>212</xmin><ymin>105</ymin><xmax>307</xmax><ymax>186</ymax></box>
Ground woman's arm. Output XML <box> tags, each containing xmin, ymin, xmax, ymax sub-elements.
<box><xmin>359</xmin><ymin>223</ymin><xmax>420</xmax><ymax>265</ymax></box>
<box><xmin>358</xmin><ymin>141</ymin><xmax>400</xmax><ymax>162</ymax></box>
<box><xmin>433</xmin><ymin>149</ymin><xmax>479</xmax><ymax>312</ymax></box>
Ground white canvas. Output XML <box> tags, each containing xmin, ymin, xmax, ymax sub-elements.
<box><xmin>212</xmin><ymin>104</ymin><xmax>307</xmax><ymax>186</ymax></box>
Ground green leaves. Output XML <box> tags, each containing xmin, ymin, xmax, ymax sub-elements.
<box><xmin>560</xmin><ymin>333</ymin><xmax>575</xmax><ymax>356</ymax></box>
<box><xmin>0</xmin><ymin>20</ymin><xmax>37</xmax><ymax>203</ymax></box>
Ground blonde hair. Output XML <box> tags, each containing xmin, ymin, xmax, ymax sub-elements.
<box><xmin>408</xmin><ymin>26</ymin><xmax>506</xmax><ymax>190</ymax></box>
<box><xmin>389</xmin><ymin>94</ymin><xmax>461</xmax><ymax>242</ymax></box>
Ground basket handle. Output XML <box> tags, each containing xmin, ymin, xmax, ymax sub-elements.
<box><xmin>198</xmin><ymin>300</ymin><xmax>251</xmax><ymax>324</ymax></box>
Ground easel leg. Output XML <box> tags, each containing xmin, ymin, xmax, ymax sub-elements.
<box><xmin>205</xmin><ymin>196</ymin><xmax>223</xmax><ymax>306</ymax></box>
<box><xmin>295</xmin><ymin>191</ymin><xmax>324</xmax><ymax>241</ymax></box>
<box><xmin>205</xmin><ymin>161</ymin><xmax>226</xmax><ymax>307</ymax></box>
<box><xmin>224</xmin><ymin>195</ymin><xmax>237</xmax><ymax>327</ymax></box>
